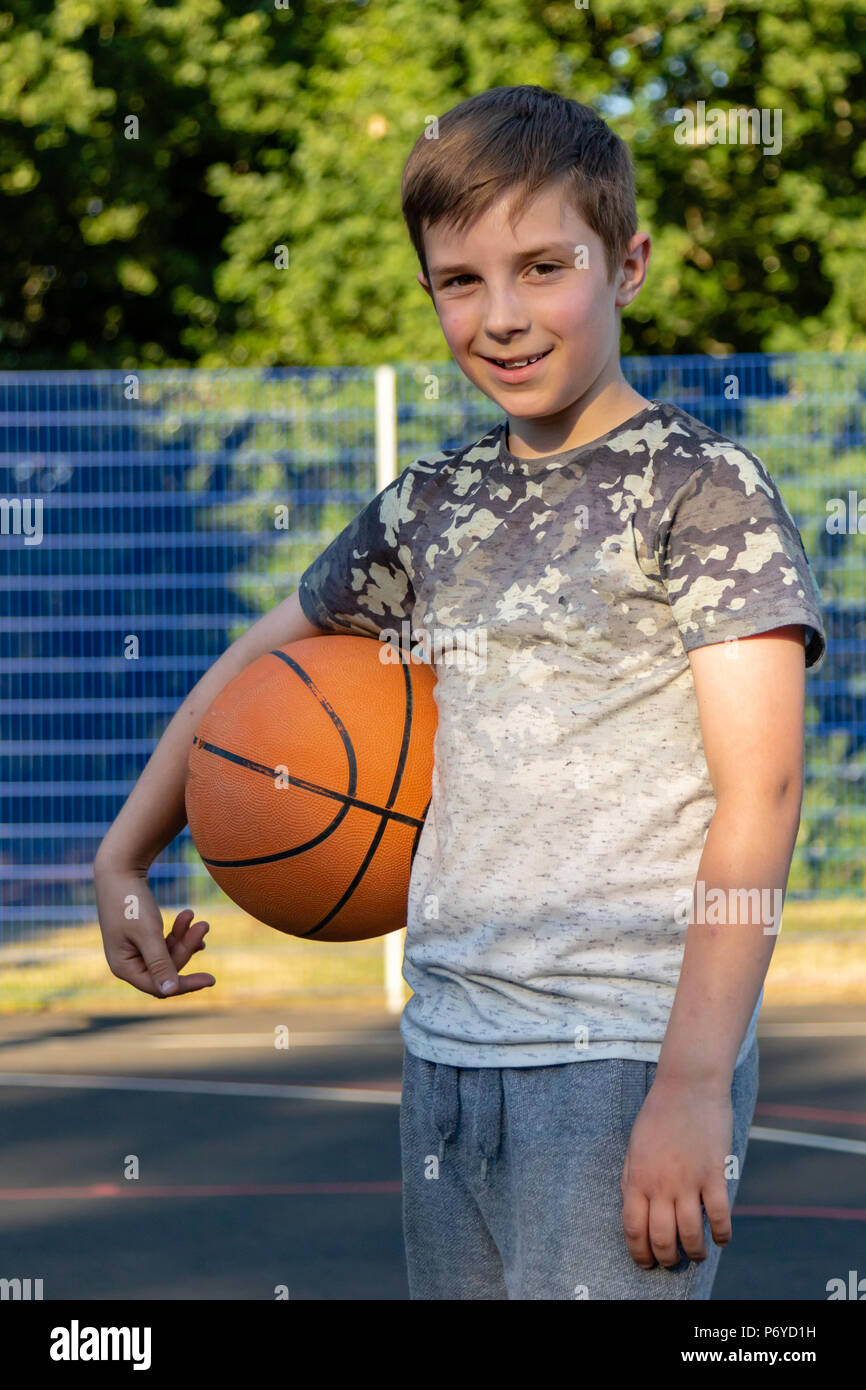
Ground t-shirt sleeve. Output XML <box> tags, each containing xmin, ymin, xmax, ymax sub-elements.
<box><xmin>657</xmin><ymin>445</ymin><xmax>827</xmax><ymax>671</ymax></box>
<box><xmin>296</xmin><ymin>474</ymin><xmax>416</xmax><ymax>640</ymax></box>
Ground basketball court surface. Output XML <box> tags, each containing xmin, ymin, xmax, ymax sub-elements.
<box><xmin>0</xmin><ymin>999</ymin><xmax>864</xmax><ymax>1301</ymax></box>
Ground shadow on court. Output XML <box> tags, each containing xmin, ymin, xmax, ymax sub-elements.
<box><xmin>0</xmin><ymin>1002</ymin><xmax>863</xmax><ymax>1300</ymax></box>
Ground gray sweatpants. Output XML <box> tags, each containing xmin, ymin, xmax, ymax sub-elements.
<box><xmin>400</xmin><ymin>1039</ymin><xmax>759</xmax><ymax>1300</ymax></box>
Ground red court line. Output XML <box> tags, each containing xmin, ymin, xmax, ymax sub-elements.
<box><xmin>0</xmin><ymin>1181</ymin><xmax>403</xmax><ymax>1199</ymax></box>
<box><xmin>0</xmin><ymin>1187</ymin><xmax>864</xmax><ymax>1219</ymax></box>
<box><xmin>755</xmin><ymin>1102</ymin><xmax>866</xmax><ymax>1128</ymax></box>
<box><xmin>733</xmin><ymin>1205</ymin><xmax>866</xmax><ymax>1221</ymax></box>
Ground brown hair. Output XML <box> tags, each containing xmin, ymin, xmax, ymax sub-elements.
<box><xmin>401</xmin><ymin>85</ymin><xmax>637</xmax><ymax>289</ymax></box>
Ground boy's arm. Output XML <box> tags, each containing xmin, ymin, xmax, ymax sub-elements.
<box><xmin>657</xmin><ymin>622</ymin><xmax>806</xmax><ymax>1089</ymax></box>
<box><xmin>620</xmin><ymin>624</ymin><xmax>806</xmax><ymax>1270</ymax></box>
<box><xmin>93</xmin><ymin>590</ymin><xmax>327</xmax><ymax>996</ymax></box>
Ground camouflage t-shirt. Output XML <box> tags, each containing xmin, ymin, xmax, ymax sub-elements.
<box><xmin>297</xmin><ymin>399</ymin><xmax>827</xmax><ymax>1068</ymax></box>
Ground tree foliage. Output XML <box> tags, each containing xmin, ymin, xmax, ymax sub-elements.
<box><xmin>0</xmin><ymin>0</ymin><xmax>863</xmax><ymax>367</ymax></box>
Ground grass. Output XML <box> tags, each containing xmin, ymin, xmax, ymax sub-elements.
<box><xmin>1</xmin><ymin>900</ymin><xmax>865</xmax><ymax>1015</ymax></box>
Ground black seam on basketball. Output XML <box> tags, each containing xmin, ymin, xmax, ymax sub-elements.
<box><xmin>409</xmin><ymin>796</ymin><xmax>431</xmax><ymax>869</ymax></box>
<box><xmin>268</xmin><ymin>647</ymin><xmax>358</xmax><ymax>799</ymax></box>
<box><xmin>300</xmin><ymin>811</ymin><xmax>394</xmax><ymax>938</ymax></box>
<box><xmin>191</xmin><ymin>646</ymin><xmax>361</xmax><ymax>868</ymax></box>
<box><xmin>192</xmin><ymin>735</ymin><xmax>352</xmax><ymax>860</ymax></box>
<box><xmin>380</xmin><ymin>656</ymin><xmax>413</xmax><ymax>810</ymax></box>
<box><xmin>192</xmin><ymin>737</ymin><xmax>425</xmax><ymax>868</ymax></box>
<box><xmin>191</xmin><ymin>739</ymin><xmax>287</xmax><ymax>781</ymax></box>
<box><xmin>301</xmin><ymin>651</ymin><xmax>421</xmax><ymax>937</ymax></box>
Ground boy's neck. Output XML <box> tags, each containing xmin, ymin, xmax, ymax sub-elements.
<box><xmin>505</xmin><ymin>384</ymin><xmax>654</xmax><ymax>460</ymax></box>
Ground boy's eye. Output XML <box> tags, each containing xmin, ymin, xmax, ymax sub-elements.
<box><xmin>441</xmin><ymin>263</ymin><xmax>560</xmax><ymax>288</ymax></box>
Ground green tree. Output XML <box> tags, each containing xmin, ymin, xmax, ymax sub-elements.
<box><xmin>0</xmin><ymin>0</ymin><xmax>863</xmax><ymax>367</ymax></box>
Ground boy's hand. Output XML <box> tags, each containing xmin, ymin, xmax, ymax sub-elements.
<box><xmin>619</xmin><ymin>1076</ymin><xmax>734</xmax><ymax>1270</ymax></box>
<box><xmin>94</xmin><ymin>862</ymin><xmax>215</xmax><ymax>998</ymax></box>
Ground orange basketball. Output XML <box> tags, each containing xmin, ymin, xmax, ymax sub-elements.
<box><xmin>185</xmin><ymin>635</ymin><xmax>437</xmax><ymax>941</ymax></box>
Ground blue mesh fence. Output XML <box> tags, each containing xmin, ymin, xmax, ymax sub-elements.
<box><xmin>0</xmin><ymin>354</ymin><xmax>863</xmax><ymax>979</ymax></box>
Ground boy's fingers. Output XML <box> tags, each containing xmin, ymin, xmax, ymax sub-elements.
<box><xmin>139</xmin><ymin>942</ymin><xmax>182</xmax><ymax>996</ymax></box>
<box><xmin>138</xmin><ymin>966</ymin><xmax>216</xmax><ymax>997</ymax></box>
<box><xmin>139</xmin><ymin>923</ymin><xmax>206</xmax><ymax>996</ymax></box>
<box><xmin>648</xmin><ymin>1197</ymin><xmax>680</xmax><ymax>1267</ymax></box>
<box><xmin>674</xmin><ymin>1196</ymin><xmax>707</xmax><ymax>1261</ymax></box>
<box><xmin>164</xmin><ymin>971</ymin><xmax>216</xmax><ymax>992</ymax></box>
<box><xmin>165</xmin><ymin>918</ymin><xmax>210</xmax><ymax>970</ymax></box>
<box><xmin>110</xmin><ymin>951</ymin><xmax>214</xmax><ymax>998</ymax></box>
<box><xmin>703</xmin><ymin>1182</ymin><xmax>733</xmax><ymax>1249</ymax></box>
<box><xmin>621</xmin><ymin>1187</ymin><xmax>654</xmax><ymax>1268</ymax></box>
<box><xmin>165</xmin><ymin>908</ymin><xmax>196</xmax><ymax>947</ymax></box>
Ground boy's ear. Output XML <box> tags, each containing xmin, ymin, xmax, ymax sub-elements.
<box><xmin>417</xmin><ymin>270</ymin><xmax>434</xmax><ymax>301</ymax></box>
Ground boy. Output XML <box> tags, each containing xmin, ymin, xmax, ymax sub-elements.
<box><xmin>96</xmin><ymin>85</ymin><xmax>826</xmax><ymax>1301</ymax></box>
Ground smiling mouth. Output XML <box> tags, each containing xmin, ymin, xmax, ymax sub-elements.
<box><xmin>484</xmin><ymin>348</ymin><xmax>553</xmax><ymax>368</ymax></box>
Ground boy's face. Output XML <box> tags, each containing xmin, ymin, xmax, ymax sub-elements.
<box><xmin>417</xmin><ymin>180</ymin><xmax>649</xmax><ymax>452</ymax></box>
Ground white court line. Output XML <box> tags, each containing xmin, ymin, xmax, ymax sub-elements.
<box><xmin>0</xmin><ymin>1072</ymin><xmax>399</xmax><ymax>1105</ymax></box>
<box><xmin>147</xmin><ymin>1032</ymin><xmax>403</xmax><ymax>1048</ymax></box>
<box><xmin>103</xmin><ymin>1023</ymin><xmax>866</xmax><ymax>1045</ymax></box>
<box><xmin>757</xmin><ymin>1023</ymin><xmax>866</xmax><ymax>1037</ymax></box>
<box><xmin>0</xmin><ymin>1073</ymin><xmax>864</xmax><ymax>1153</ymax></box>
<box><xmin>749</xmin><ymin>1125</ymin><xmax>866</xmax><ymax>1156</ymax></box>
<box><xmin>137</xmin><ymin>1023</ymin><xmax>866</xmax><ymax>1047</ymax></box>
<box><xmin>3</xmin><ymin>1026</ymin><xmax>863</xmax><ymax>1049</ymax></box>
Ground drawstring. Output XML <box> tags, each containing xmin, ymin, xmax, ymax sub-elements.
<box><xmin>432</xmin><ymin>1063</ymin><xmax>460</xmax><ymax>1162</ymax></box>
<box><xmin>473</xmin><ymin>1069</ymin><xmax>503</xmax><ymax>1180</ymax></box>
<box><xmin>431</xmin><ymin>1063</ymin><xmax>504</xmax><ymax>1179</ymax></box>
